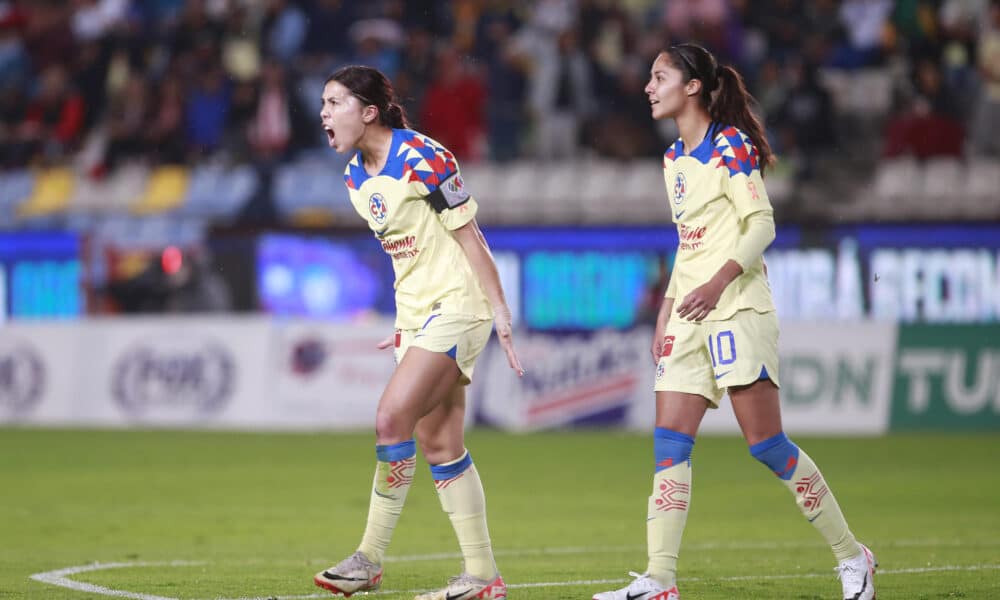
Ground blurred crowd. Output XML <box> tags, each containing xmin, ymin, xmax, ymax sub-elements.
<box><xmin>0</xmin><ymin>0</ymin><xmax>998</xmax><ymax>177</ymax></box>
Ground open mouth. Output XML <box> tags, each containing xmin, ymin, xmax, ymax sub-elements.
<box><xmin>323</xmin><ymin>125</ymin><xmax>335</xmax><ymax>147</ymax></box>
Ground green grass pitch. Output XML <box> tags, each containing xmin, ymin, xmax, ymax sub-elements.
<box><xmin>1</xmin><ymin>429</ymin><xmax>998</xmax><ymax>599</ymax></box>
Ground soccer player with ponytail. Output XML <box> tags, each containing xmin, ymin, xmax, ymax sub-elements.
<box><xmin>592</xmin><ymin>44</ymin><xmax>876</xmax><ymax>600</ymax></box>
<box><xmin>314</xmin><ymin>65</ymin><xmax>520</xmax><ymax>600</ymax></box>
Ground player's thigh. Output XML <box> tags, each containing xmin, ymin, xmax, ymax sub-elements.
<box><xmin>654</xmin><ymin>317</ymin><xmax>722</xmax><ymax>407</ymax></box>
<box><xmin>655</xmin><ymin>390</ymin><xmax>710</xmax><ymax>437</ymax></box>
<box><xmin>378</xmin><ymin>347</ymin><xmax>462</xmax><ymax>439</ymax></box>
<box><xmin>415</xmin><ymin>384</ymin><xmax>466</xmax><ymax>465</ymax></box>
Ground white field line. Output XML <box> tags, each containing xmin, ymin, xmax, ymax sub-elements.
<box><xmin>29</xmin><ymin>561</ymin><xmax>203</xmax><ymax>600</ymax></box>
<box><xmin>27</xmin><ymin>541</ymin><xmax>1000</xmax><ymax>600</ymax></box>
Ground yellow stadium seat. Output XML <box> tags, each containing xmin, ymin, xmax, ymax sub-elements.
<box><xmin>17</xmin><ymin>168</ymin><xmax>73</xmax><ymax>218</ymax></box>
<box><xmin>131</xmin><ymin>166</ymin><xmax>189</xmax><ymax>215</ymax></box>
<box><xmin>290</xmin><ymin>207</ymin><xmax>337</xmax><ymax>227</ymax></box>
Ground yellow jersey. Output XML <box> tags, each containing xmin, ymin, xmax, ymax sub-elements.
<box><xmin>663</xmin><ymin>123</ymin><xmax>776</xmax><ymax>320</ymax></box>
<box><xmin>344</xmin><ymin>129</ymin><xmax>492</xmax><ymax>329</ymax></box>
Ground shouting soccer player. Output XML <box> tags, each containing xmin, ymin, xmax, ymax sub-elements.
<box><xmin>314</xmin><ymin>65</ymin><xmax>521</xmax><ymax>600</ymax></box>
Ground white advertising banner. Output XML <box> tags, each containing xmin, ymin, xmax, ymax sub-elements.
<box><xmin>1</xmin><ymin>317</ymin><xmax>894</xmax><ymax>434</ymax></box>
<box><xmin>270</xmin><ymin>319</ymin><xmax>395</xmax><ymax>429</ymax></box>
<box><xmin>471</xmin><ymin>328</ymin><xmax>653</xmax><ymax>431</ymax></box>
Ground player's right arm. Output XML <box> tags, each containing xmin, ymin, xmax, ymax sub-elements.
<box><xmin>651</xmin><ymin>276</ymin><xmax>677</xmax><ymax>365</ymax></box>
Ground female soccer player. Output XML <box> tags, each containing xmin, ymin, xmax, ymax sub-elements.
<box><xmin>592</xmin><ymin>45</ymin><xmax>876</xmax><ymax>600</ymax></box>
<box><xmin>313</xmin><ymin>65</ymin><xmax>521</xmax><ymax>600</ymax></box>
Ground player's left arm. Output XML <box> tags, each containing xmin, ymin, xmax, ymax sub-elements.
<box><xmin>452</xmin><ymin>219</ymin><xmax>524</xmax><ymax>376</ymax></box>
<box><xmin>677</xmin><ymin>134</ymin><xmax>775</xmax><ymax>321</ymax></box>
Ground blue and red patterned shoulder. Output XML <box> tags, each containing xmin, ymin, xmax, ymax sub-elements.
<box><xmin>397</xmin><ymin>130</ymin><xmax>459</xmax><ymax>191</ymax></box>
<box><xmin>711</xmin><ymin>126</ymin><xmax>759</xmax><ymax>177</ymax></box>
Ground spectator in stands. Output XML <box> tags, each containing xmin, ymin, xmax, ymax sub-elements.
<box><xmin>146</xmin><ymin>75</ymin><xmax>186</xmax><ymax>164</ymax></box>
<box><xmin>835</xmin><ymin>0</ymin><xmax>893</xmax><ymax>68</ymax></box>
<box><xmin>475</xmin><ymin>12</ymin><xmax>528</xmax><ymax>161</ymax></box>
<box><xmin>184</xmin><ymin>63</ymin><xmax>230</xmax><ymax>157</ymax></box>
<box><xmin>525</xmin><ymin>28</ymin><xmax>595</xmax><ymax>160</ymax></box>
<box><xmin>771</xmin><ymin>56</ymin><xmax>835</xmax><ymax>179</ymax></box>
<box><xmin>103</xmin><ymin>74</ymin><xmax>151</xmax><ymax>170</ymax></box>
<box><xmin>419</xmin><ymin>47</ymin><xmax>486</xmax><ymax>161</ymax></box>
<box><xmin>21</xmin><ymin>64</ymin><xmax>86</xmax><ymax>163</ymax></box>
<box><xmin>971</xmin><ymin>0</ymin><xmax>1000</xmax><ymax>156</ymax></box>
<box><xmin>883</xmin><ymin>95</ymin><xmax>965</xmax><ymax>161</ymax></box>
<box><xmin>261</xmin><ymin>0</ymin><xmax>307</xmax><ymax>62</ymax></box>
<box><xmin>590</xmin><ymin>57</ymin><xmax>664</xmax><ymax>159</ymax></box>
<box><xmin>0</xmin><ymin>85</ymin><xmax>29</xmax><ymax>168</ymax></box>
<box><xmin>245</xmin><ymin>60</ymin><xmax>311</xmax><ymax>163</ymax></box>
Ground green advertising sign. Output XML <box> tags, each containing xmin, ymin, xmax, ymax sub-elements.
<box><xmin>891</xmin><ymin>325</ymin><xmax>1000</xmax><ymax>430</ymax></box>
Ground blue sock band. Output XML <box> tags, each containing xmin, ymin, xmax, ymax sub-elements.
<box><xmin>430</xmin><ymin>451</ymin><xmax>473</xmax><ymax>481</ymax></box>
<box><xmin>376</xmin><ymin>439</ymin><xmax>416</xmax><ymax>463</ymax></box>
<box><xmin>653</xmin><ymin>427</ymin><xmax>695</xmax><ymax>472</ymax></box>
<box><xmin>749</xmin><ymin>432</ymin><xmax>800</xmax><ymax>480</ymax></box>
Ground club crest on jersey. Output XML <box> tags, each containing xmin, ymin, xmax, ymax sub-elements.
<box><xmin>369</xmin><ymin>193</ymin><xmax>388</xmax><ymax>224</ymax></box>
<box><xmin>673</xmin><ymin>172</ymin><xmax>687</xmax><ymax>205</ymax></box>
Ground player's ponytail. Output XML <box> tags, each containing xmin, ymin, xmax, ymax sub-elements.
<box><xmin>327</xmin><ymin>66</ymin><xmax>411</xmax><ymax>130</ymax></box>
<box><xmin>384</xmin><ymin>102</ymin><xmax>408</xmax><ymax>129</ymax></box>
<box><xmin>666</xmin><ymin>44</ymin><xmax>774</xmax><ymax>175</ymax></box>
<box><xmin>711</xmin><ymin>64</ymin><xmax>774</xmax><ymax>175</ymax></box>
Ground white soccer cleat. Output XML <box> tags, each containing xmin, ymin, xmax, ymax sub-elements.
<box><xmin>414</xmin><ymin>572</ymin><xmax>507</xmax><ymax>600</ymax></box>
<box><xmin>314</xmin><ymin>551</ymin><xmax>383</xmax><ymax>597</ymax></box>
<box><xmin>592</xmin><ymin>572</ymin><xmax>680</xmax><ymax>600</ymax></box>
<box><xmin>836</xmin><ymin>543</ymin><xmax>877</xmax><ymax>600</ymax></box>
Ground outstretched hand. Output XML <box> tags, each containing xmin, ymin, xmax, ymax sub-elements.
<box><xmin>493</xmin><ymin>306</ymin><xmax>524</xmax><ymax>377</ymax></box>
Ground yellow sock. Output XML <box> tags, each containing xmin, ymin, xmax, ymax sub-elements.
<box><xmin>750</xmin><ymin>433</ymin><xmax>858</xmax><ymax>562</ymax></box>
<box><xmin>646</xmin><ymin>427</ymin><xmax>694</xmax><ymax>587</ymax></box>
<box><xmin>431</xmin><ymin>450</ymin><xmax>496</xmax><ymax>580</ymax></box>
<box><xmin>782</xmin><ymin>448</ymin><xmax>859</xmax><ymax>561</ymax></box>
<box><xmin>646</xmin><ymin>462</ymin><xmax>690</xmax><ymax>586</ymax></box>
<box><xmin>357</xmin><ymin>440</ymin><xmax>416</xmax><ymax>564</ymax></box>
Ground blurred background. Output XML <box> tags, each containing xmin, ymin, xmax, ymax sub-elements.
<box><xmin>0</xmin><ymin>0</ymin><xmax>998</xmax><ymax>434</ymax></box>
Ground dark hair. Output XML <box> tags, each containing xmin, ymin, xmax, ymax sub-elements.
<box><xmin>326</xmin><ymin>65</ymin><xmax>410</xmax><ymax>129</ymax></box>
<box><xmin>665</xmin><ymin>44</ymin><xmax>775</xmax><ymax>175</ymax></box>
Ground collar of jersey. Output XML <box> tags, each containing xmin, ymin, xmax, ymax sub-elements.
<box><xmin>671</xmin><ymin>121</ymin><xmax>721</xmax><ymax>164</ymax></box>
<box><xmin>348</xmin><ymin>128</ymin><xmax>406</xmax><ymax>189</ymax></box>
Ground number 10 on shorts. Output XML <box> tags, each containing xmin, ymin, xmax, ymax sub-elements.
<box><xmin>708</xmin><ymin>330</ymin><xmax>736</xmax><ymax>367</ymax></box>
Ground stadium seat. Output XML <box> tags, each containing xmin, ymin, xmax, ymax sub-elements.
<box><xmin>131</xmin><ymin>166</ymin><xmax>190</xmax><ymax>215</ymax></box>
<box><xmin>0</xmin><ymin>170</ymin><xmax>34</xmax><ymax>226</ymax></box>
<box><xmin>17</xmin><ymin>168</ymin><xmax>74</xmax><ymax>219</ymax></box>
<box><xmin>920</xmin><ymin>157</ymin><xmax>963</xmax><ymax>219</ymax></box>
<box><xmin>964</xmin><ymin>158</ymin><xmax>1000</xmax><ymax>219</ymax></box>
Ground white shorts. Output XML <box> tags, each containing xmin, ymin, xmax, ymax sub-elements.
<box><xmin>654</xmin><ymin>309</ymin><xmax>781</xmax><ymax>407</ymax></box>
<box><xmin>394</xmin><ymin>313</ymin><xmax>493</xmax><ymax>385</ymax></box>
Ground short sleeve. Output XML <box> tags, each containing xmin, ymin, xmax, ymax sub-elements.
<box><xmin>715</xmin><ymin>127</ymin><xmax>772</xmax><ymax>220</ymax></box>
<box><xmin>396</xmin><ymin>133</ymin><xmax>477</xmax><ymax>230</ymax></box>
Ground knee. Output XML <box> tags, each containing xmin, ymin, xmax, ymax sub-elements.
<box><xmin>374</xmin><ymin>407</ymin><xmax>410</xmax><ymax>445</ymax></box>
<box><xmin>749</xmin><ymin>432</ymin><xmax>800</xmax><ymax>480</ymax></box>
<box><xmin>653</xmin><ymin>427</ymin><xmax>695</xmax><ymax>471</ymax></box>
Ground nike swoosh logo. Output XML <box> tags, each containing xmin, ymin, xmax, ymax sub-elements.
<box><xmin>446</xmin><ymin>588</ymin><xmax>473</xmax><ymax>600</ymax></box>
<box><xmin>374</xmin><ymin>490</ymin><xmax>397</xmax><ymax>500</ymax></box>
<box><xmin>714</xmin><ymin>370</ymin><xmax>732</xmax><ymax>380</ymax></box>
<box><xmin>807</xmin><ymin>511</ymin><xmax>823</xmax><ymax>522</ymax></box>
<box><xmin>674</xmin><ymin>210</ymin><xmax>685</xmax><ymax>219</ymax></box>
<box><xmin>321</xmin><ymin>572</ymin><xmax>366</xmax><ymax>581</ymax></box>
<box><xmin>626</xmin><ymin>592</ymin><xmax>649</xmax><ymax>600</ymax></box>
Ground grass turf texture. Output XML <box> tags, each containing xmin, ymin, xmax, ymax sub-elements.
<box><xmin>1</xmin><ymin>429</ymin><xmax>998</xmax><ymax>599</ymax></box>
